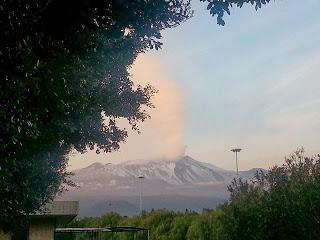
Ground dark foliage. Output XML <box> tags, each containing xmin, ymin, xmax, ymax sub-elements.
<box><xmin>0</xmin><ymin>0</ymin><xmax>273</xmax><ymax>231</ymax></box>
<box><xmin>221</xmin><ymin>149</ymin><xmax>320</xmax><ymax>240</ymax></box>
<box><xmin>0</xmin><ymin>0</ymin><xmax>192</xmax><ymax>230</ymax></box>
<box><xmin>201</xmin><ymin>0</ymin><xmax>271</xmax><ymax>25</ymax></box>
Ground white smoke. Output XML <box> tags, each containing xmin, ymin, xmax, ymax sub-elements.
<box><xmin>68</xmin><ymin>55</ymin><xmax>185</xmax><ymax>170</ymax></box>
<box><xmin>129</xmin><ymin>55</ymin><xmax>185</xmax><ymax>160</ymax></box>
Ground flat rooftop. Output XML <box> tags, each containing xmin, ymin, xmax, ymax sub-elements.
<box><xmin>55</xmin><ymin>227</ymin><xmax>147</xmax><ymax>233</ymax></box>
<box><xmin>35</xmin><ymin>201</ymin><xmax>79</xmax><ymax>216</ymax></box>
<box><xmin>31</xmin><ymin>201</ymin><xmax>79</xmax><ymax>225</ymax></box>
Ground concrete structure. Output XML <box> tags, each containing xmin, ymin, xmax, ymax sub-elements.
<box><xmin>55</xmin><ymin>227</ymin><xmax>150</xmax><ymax>240</ymax></box>
<box><xmin>0</xmin><ymin>201</ymin><xmax>78</xmax><ymax>240</ymax></box>
<box><xmin>1</xmin><ymin>201</ymin><xmax>149</xmax><ymax>240</ymax></box>
<box><xmin>29</xmin><ymin>201</ymin><xmax>79</xmax><ymax>240</ymax></box>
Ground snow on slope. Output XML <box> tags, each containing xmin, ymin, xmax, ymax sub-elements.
<box><xmin>60</xmin><ymin>156</ymin><xmax>264</xmax><ymax>217</ymax></box>
<box><xmin>73</xmin><ymin>155</ymin><xmax>236</xmax><ymax>186</ymax></box>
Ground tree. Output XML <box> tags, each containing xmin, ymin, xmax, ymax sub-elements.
<box><xmin>0</xmin><ymin>0</ymin><xmax>272</xmax><ymax>230</ymax></box>
<box><xmin>186</xmin><ymin>211</ymin><xmax>224</xmax><ymax>240</ymax></box>
<box><xmin>201</xmin><ymin>0</ymin><xmax>271</xmax><ymax>25</ymax></box>
<box><xmin>220</xmin><ymin>149</ymin><xmax>320</xmax><ymax>240</ymax></box>
<box><xmin>168</xmin><ymin>215</ymin><xmax>193</xmax><ymax>240</ymax></box>
<box><xmin>0</xmin><ymin>0</ymin><xmax>192</xmax><ymax>230</ymax></box>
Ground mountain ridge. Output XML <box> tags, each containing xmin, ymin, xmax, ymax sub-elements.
<box><xmin>60</xmin><ymin>155</ymin><xmax>264</xmax><ymax>216</ymax></box>
<box><xmin>74</xmin><ymin>155</ymin><xmax>260</xmax><ymax>186</ymax></box>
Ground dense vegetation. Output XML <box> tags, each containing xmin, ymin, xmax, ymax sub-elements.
<box><xmin>1</xmin><ymin>0</ymin><xmax>272</xmax><ymax>230</ymax></box>
<box><xmin>0</xmin><ymin>0</ymin><xmax>191</xmax><ymax>229</ymax></box>
<box><xmin>58</xmin><ymin>149</ymin><xmax>320</xmax><ymax>240</ymax></box>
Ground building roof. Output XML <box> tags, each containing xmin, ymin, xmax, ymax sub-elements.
<box><xmin>34</xmin><ymin>201</ymin><xmax>79</xmax><ymax>216</ymax></box>
<box><xmin>55</xmin><ymin>226</ymin><xmax>148</xmax><ymax>233</ymax></box>
<box><xmin>31</xmin><ymin>201</ymin><xmax>79</xmax><ymax>225</ymax></box>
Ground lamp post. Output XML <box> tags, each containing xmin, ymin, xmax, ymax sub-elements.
<box><xmin>138</xmin><ymin>176</ymin><xmax>144</xmax><ymax>215</ymax></box>
<box><xmin>231</xmin><ymin>148</ymin><xmax>242</xmax><ymax>178</ymax></box>
<box><xmin>105</xmin><ymin>163</ymin><xmax>112</xmax><ymax>208</ymax></box>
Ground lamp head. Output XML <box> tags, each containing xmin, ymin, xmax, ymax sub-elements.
<box><xmin>231</xmin><ymin>148</ymin><xmax>242</xmax><ymax>153</ymax></box>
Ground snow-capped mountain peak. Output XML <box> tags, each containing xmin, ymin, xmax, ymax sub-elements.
<box><xmin>74</xmin><ymin>156</ymin><xmax>236</xmax><ymax>186</ymax></box>
<box><xmin>61</xmin><ymin>156</ymin><xmax>263</xmax><ymax>217</ymax></box>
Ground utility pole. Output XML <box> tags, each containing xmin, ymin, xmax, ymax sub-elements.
<box><xmin>231</xmin><ymin>148</ymin><xmax>242</xmax><ymax>178</ymax></box>
<box><xmin>138</xmin><ymin>176</ymin><xmax>144</xmax><ymax>215</ymax></box>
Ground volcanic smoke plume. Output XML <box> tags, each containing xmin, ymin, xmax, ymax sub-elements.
<box><xmin>128</xmin><ymin>55</ymin><xmax>186</xmax><ymax>160</ymax></box>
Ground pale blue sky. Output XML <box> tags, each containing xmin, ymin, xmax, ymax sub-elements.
<box><xmin>69</xmin><ymin>0</ymin><xmax>320</xmax><ymax>170</ymax></box>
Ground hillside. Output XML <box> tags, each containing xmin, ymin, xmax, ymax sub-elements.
<box><xmin>59</xmin><ymin>156</ymin><xmax>262</xmax><ymax>216</ymax></box>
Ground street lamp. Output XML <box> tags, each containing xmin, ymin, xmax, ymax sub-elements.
<box><xmin>231</xmin><ymin>148</ymin><xmax>242</xmax><ymax>178</ymax></box>
<box><xmin>105</xmin><ymin>163</ymin><xmax>112</xmax><ymax>209</ymax></box>
<box><xmin>138</xmin><ymin>176</ymin><xmax>145</xmax><ymax>215</ymax></box>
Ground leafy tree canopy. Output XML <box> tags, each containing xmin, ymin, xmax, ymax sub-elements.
<box><xmin>222</xmin><ymin>149</ymin><xmax>320</xmax><ymax>240</ymax></box>
<box><xmin>0</xmin><ymin>0</ymin><xmax>272</xmax><ymax>230</ymax></box>
<box><xmin>202</xmin><ymin>0</ymin><xmax>271</xmax><ymax>25</ymax></box>
<box><xmin>0</xmin><ymin>0</ymin><xmax>192</xmax><ymax>230</ymax></box>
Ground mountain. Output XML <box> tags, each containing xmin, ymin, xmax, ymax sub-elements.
<box><xmin>59</xmin><ymin>156</ymin><xmax>263</xmax><ymax>217</ymax></box>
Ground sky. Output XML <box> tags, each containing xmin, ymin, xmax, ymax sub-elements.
<box><xmin>69</xmin><ymin>0</ymin><xmax>320</xmax><ymax>171</ymax></box>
